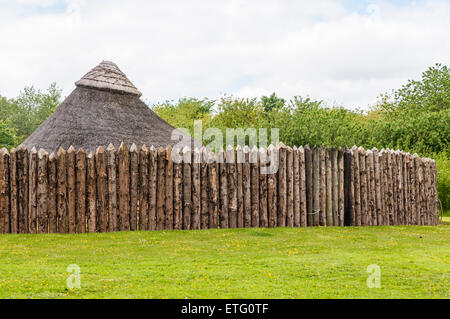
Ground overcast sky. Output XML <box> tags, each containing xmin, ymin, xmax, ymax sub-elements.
<box><xmin>1</xmin><ymin>0</ymin><xmax>449</xmax><ymax>109</ymax></box>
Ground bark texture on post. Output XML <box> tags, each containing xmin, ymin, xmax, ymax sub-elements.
<box><xmin>48</xmin><ymin>153</ymin><xmax>57</xmax><ymax>233</ymax></box>
<box><xmin>326</xmin><ymin>148</ymin><xmax>333</xmax><ymax>226</ymax></box>
<box><xmin>192</xmin><ymin>148</ymin><xmax>201</xmax><ymax>230</ymax></box>
<box><xmin>106</xmin><ymin>144</ymin><xmax>118</xmax><ymax>231</ymax></box>
<box><xmin>293</xmin><ymin>147</ymin><xmax>300</xmax><ymax>227</ymax></box>
<box><xmin>243</xmin><ymin>147</ymin><xmax>252</xmax><ymax>228</ymax></box>
<box><xmin>76</xmin><ymin>148</ymin><xmax>86</xmax><ymax>233</ymax></box>
<box><xmin>148</xmin><ymin>146</ymin><xmax>157</xmax><ymax>230</ymax></box>
<box><xmin>118</xmin><ymin>143</ymin><xmax>130</xmax><ymax>231</ymax></box>
<box><xmin>304</xmin><ymin>145</ymin><xmax>312</xmax><ymax>226</ymax></box>
<box><xmin>353</xmin><ymin>146</ymin><xmax>361</xmax><ymax>226</ymax></box>
<box><xmin>0</xmin><ymin>148</ymin><xmax>10</xmax><ymax>233</ymax></box>
<box><xmin>183</xmin><ymin>147</ymin><xmax>192</xmax><ymax>230</ymax></box>
<box><xmin>57</xmin><ymin>148</ymin><xmax>67</xmax><ymax>233</ymax></box>
<box><xmin>236</xmin><ymin>146</ymin><xmax>244</xmax><ymax>228</ymax></box>
<box><xmin>367</xmin><ymin>150</ymin><xmax>376</xmax><ymax>226</ymax></box>
<box><xmin>277</xmin><ymin>144</ymin><xmax>286</xmax><ymax>227</ymax></box>
<box><xmin>138</xmin><ymin>146</ymin><xmax>149</xmax><ymax>231</ymax></box>
<box><xmin>87</xmin><ymin>152</ymin><xmax>97</xmax><ymax>233</ymax></box>
<box><xmin>165</xmin><ymin>145</ymin><xmax>174</xmax><ymax>230</ymax></box>
<box><xmin>156</xmin><ymin>146</ymin><xmax>166</xmax><ymax>230</ymax></box>
<box><xmin>173</xmin><ymin>147</ymin><xmax>183</xmax><ymax>230</ymax></box>
<box><xmin>250</xmin><ymin>146</ymin><xmax>260</xmax><ymax>228</ymax></box>
<box><xmin>208</xmin><ymin>152</ymin><xmax>219</xmax><ymax>229</ymax></box>
<box><xmin>259</xmin><ymin>148</ymin><xmax>269</xmax><ymax>228</ymax></box>
<box><xmin>338</xmin><ymin>148</ymin><xmax>345</xmax><ymax>227</ymax></box>
<box><xmin>286</xmin><ymin>147</ymin><xmax>294</xmax><ymax>227</ymax></box>
<box><xmin>267</xmin><ymin>145</ymin><xmax>278</xmax><ymax>228</ymax></box>
<box><xmin>373</xmin><ymin>149</ymin><xmax>382</xmax><ymax>226</ymax></box>
<box><xmin>67</xmin><ymin>146</ymin><xmax>76</xmax><ymax>233</ymax></box>
<box><xmin>227</xmin><ymin>146</ymin><xmax>237</xmax><ymax>228</ymax></box>
<box><xmin>332</xmin><ymin>148</ymin><xmax>339</xmax><ymax>226</ymax></box>
<box><xmin>359</xmin><ymin>148</ymin><xmax>368</xmax><ymax>226</ymax></box>
<box><xmin>95</xmin><ymin>146</ymin><xmax>107</xmax><ymax>233</ymax></box>
<box><xmin>29</xmin><ymin>148</ymin><xmax>38</xmax><ymax>233</ymax></box>
<box><xmin>201</xmin><ymin>148</ymin><xmax>210</xmax><ymax>230</ymax></box>
<box><xmin>130</xmin><ymin>144</ymin><xmax>139</xmax><ymax>231</ymax></box>
<box><xmin>37</xmin><ymin>149</ymin><xmax>49</xmax><ymax>233</ymax></box>
<box><xmin>17</xmin><ymin>145</ymin><xmax>29</xmax><ymax>234</ymax></box>
<box><xmin>319</xmin><ymin>147</ymin><xmax>326</xmax><ymax>226</ymax></box>
<box><xmin>219</xmin><ymin>149</ymin><xmax>228</xmax><ymax>229</ymax></box>
<box><xmin>299</xmin><ymin>146</ymin><xmax>307</xmax><ymax>227</ymax></box>
<box><xmin>9</xmin><ymin>148</ymin><xmax>18</xmax><ymax>233</ymax></box>
<box><xmin>312</xmin><ymin>146</ymin><xmax>320</xmax><ymax>227</ymax></box>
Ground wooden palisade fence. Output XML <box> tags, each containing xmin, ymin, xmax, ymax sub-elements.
<box><xmin>0</xmin><ymin>143</ymin><xmax>439</xmax><ymax>234</ymax></box>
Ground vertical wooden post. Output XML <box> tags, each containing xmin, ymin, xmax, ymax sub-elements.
<box><xmin>431</xmin><ymin>160</ymin><xmax>439</xmax><ymax>225</ymax></box>
<box><xmin>319</xmin><ymin>147</ymin><xmax>326</xmax><ymax>226</ymax></box>
<box><xmin>299</xmin><ymin>146</ymin><xmax>307</xmax><ymax>227</ymax></box>
<box><xmin>419</xmin><ymin>158</ymin><xmax>426</xmax><ymax>226</ymax></box>
<box><xmin>337</xmin><ymin>148</ymin><xmax>345</xmax><ymax>227</ymax></box>
<box><xmin>106</xmin><ymin>144</ymin><xmax>117</xmax><ymax>232</ymax></box>
<box><xmin>0</xmin><ymin>148</ymin><xmax>10</xmax><ymax>233</ymax></box>
<box><xmin>293</xmin><ymin>147</ymin><xmax>300</xmax><ymax>227</ymax></box>
<box><xmin>359</xmin><ymin>148</ymin><xmax>368</xmax><ymax>226</ymax></box>
<box><xmin>267</xmin><ymin>145</ymin><xmax>278</xmax><ymax>228</ymax></box>
<box><xmin>243</xmin><ymin>146</ymin><xmax>252</xmax><ymax>228</ymax></box>
<box><xmin>17</xmin><ymin>145</ymin><xmax>29</xmax><ymax>233</ymax></box>
<box><xmin>343</xmin><ymin>147</ymin><xmax>353</xmax><ymax>226</ymax></box>
<box><xmin>332</xmin><ymin>148</ymin><xmax>339</xmax><ymax>226</ymax></box>
<box><xmin>29</xmin><ymin>147</ymin><xmax>38</xmax><ymax>233</ymax></box>
<box><xmin>67</xmin><ymin>146</ymin><xmax>76</xmax><ymax>233</ymax></box>
<box><xmin>352</xmin><ymin>146</ymin><xmax>361</xmax><ymax>226</ymax></box>
<box><xmin>156</xmin><ymin>146</ymin><xmax>166</xmax><ymax>230</ymax></box>
<box><xmin>373</xmin><ymin>149</ymin><xmax>382</xmax><ymax>226</ymax></box>
<box><xmin>118</xmin><ymin>142</ymin><xmax>130</xmax><ymax>231</ymax></box>
<box><xmin>192</xmin><ymin>147</ymin><xmax>201</xmax><ymax>230</ymax></box>
<box><xmin>173</xmin><ymin>147</ymin><xmax>183</xmax><ymax>230</ymax></box>
<box><xmin>183</xmin><ymin>146</ymin><xmax>192</xmax><ymax>230</ymax></box>
<box><xmin>326</xmin><ymin>148</ymin><xmax>333</xmax><ymax>226</ymax></box>
<box><xmin>37</xmin><ymin>149</ymin><xmax>49</xmax><ymax>234</ymax></box>
<box><xmin>218</xmin><ymin>149</ymin><xmax>228</xmax><ymax>229</ymax></box>
<box><xmin>259</xmin><ymin>147</ymin><xmax>269</xmax><ymax>228</ymax></box>
<box><xmin>57</xmin><ymin>148</ymin><xmax>67</xmax><ymax>233</ymax></box>
<box><xmin>208</xmin><ymin>151</ymin><xmax>219</xmax><ymax>228</ymax></box>
<box><xmin>130</xmin><ymin>144</ymin><xmax>139</xmax><ymax>231</ymax></box>
<box><xmin>87</xmin><ymin>151</ymin><xmax>97</xmax><ymax>233</ymax></box>
<box><xmin>312</xmin><ymin>146</ymin><xmax>320</xmax><ymax>227</ymax></box>
<box><xmin>277</xmin><ymin>144</ymin><xmax>286</xmax><ymax>227</ymax></box>
<box><xmin>366</xmin><ymin>150</ymin><xmax>378</xmax><ymax>226</ymax></box>
<box><xmin>251</xmin><ymin>146</ymin><xmax>260</xmax><ymax>227</ymax></box>
<box><xmin>236</xmin><ymin>146</ymin><xmax>244</xmax><ymax>228</ymax></box>
<box><xmin>48</xmin><ymin>153</ymin><xmax>57</xmax><ymax>233</ymax></box>
<box><xmin>304</xmin><ymin>145</ymin><xmax>312</xmax><ymax>226</ymax></box>
<box><xmin>138</xmin><ymin>145</ymin><xmax>149</xmax><ymax>231</ymax></box>
<box><xmin>9</xmin><ymin>148</ymin><xmax>18</xmax><ymax>233</ymax></box>
<box><xmin>403</xmin><ymin>153</ymin><xmax>410</xmax><ymax>225</ymax></box>
<box><xmin>201</xmin><ymin>147</ymin><xmax>210</xmax><ymax>230</ymax></box>
<box><xmin>165</xmin><ymin>145</ymin><xmax>174</xmax><ymax>230</ymax></box>
<box><xmin>227</xmin><ymin>146</ymin><xmax>237</xmax><ymax>228</ymax></box>
<box><xmin>148</xmin><ymin>146</ymin><xmax>157</xmax><ymax>230</ymax></box>
<box><xmin>95</xmin><ymin>146</ymin><xmax>107</xmax><ymax>233</ymax></box>
<box><xmin>383</xmin><ymin>150</ymin><xmax>391</xmax><ymax>225</ymax></box>
<box><xmin>76</xmin><ymin>148</ymin><xmax>86</xmax><ymax>233</ymax></box>
<box><xmin>286</xmin><ymin>147</ymin><xmax>294</xmax><ymax>227</ymax></box>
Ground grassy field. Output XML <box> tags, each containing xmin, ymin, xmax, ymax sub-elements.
<box><xmin>0</xmin><ymin>224</ymin><xmax>449</xmax><ymax>299</ymax></box>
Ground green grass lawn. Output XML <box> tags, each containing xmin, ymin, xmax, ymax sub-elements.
<box><xmin>0</xmin><ymin>224</ymin><xmax>449</xmax><ymax>299</ymax></box>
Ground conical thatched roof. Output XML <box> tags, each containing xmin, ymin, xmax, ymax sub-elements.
<box><xmin>23</xmin><ymin>61</ymin><xmax>194</xmax><ymax>153</ymax></box>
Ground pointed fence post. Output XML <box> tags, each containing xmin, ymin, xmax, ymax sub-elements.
<box><xmin>218</xmin><ymin>148</ymin><xmax>228</xmax><ymax>229</ymax></box>
<box><xmin>192</xmin><ymin>147</ymin><xmax>201</xmax><ymax>230</ymax></box>
<box><xmin>96</xmin><ymin>146</ymin><xmax>108</xmax><ymax>232</ymax></box>
<box><xmin>130</xmin><ymin>144</ymin><xmax>139</xmax><ymax>231</ymax></box>
<box><xmin>17</xmin><ymin>145</ymin><xmax>29</xmax><ymax>233</ymax></box>
<box><xmin>37</xmin><ymin>149</ymin><xmax>49</xmax><ymax>233</ymax></box>
<box><xmin>139</xmin><ymin>145</ymin><xmax>149</xmax><ymax>231</ymax></box>
<box><xmin>57</xmin><ymin>147</ymin><xmax>68</xmax><ymax>233</ymax></box>
<box><xmin>304</xmin><ymin>145</ymin><xmax>312</xmax><ymax>226</ymax></box>
<box><xmin>236</xmin><ymin>146</ymin><xmax>244</xmax><ymax>228</ymax></box>
<box><xmin>76</xmin><ymin>148</ymin><xmax>86</xmax><ymax>233</ymax></box>
<box><xmin>9</xmin><ymin>148</ymin><xmax>18</xmax><ymax>233</ymax></box>
<box><xmin>337</xmin><ymin>147</ymin><xmax>345</xmax><ymax>227</ymax></box>
<box><xmin>208</xmin><ymin>151</ymin><xmax>219</xmax><ymax>229</ymax></box>
<box><xmin>0</xmin><ymin>148</ymin><xmax>10</xmax><ymax>233</ymax></box>
<box><xmin>277</xmin><ymin>144</ymin><xmax>286</xmax><ymax>227</ymax></box>
<box><xmin>251</xmin><ymin>146</ymin><xmax>260</xmax><ymax>228</ymax></box>
<box><xmin>106</xmin><ymin>144</ymin><xmax>117</xmax><ymax>232</ymax></box>
<box><xmin>29</xmin><ymin>147</ymin><xmax>38</xmax><ymax>233</ymax></box>
<box><xmin>183</xmin><ymin>146</ymin><xmax>192</xmax><ymax>230</ymax></box>
<box><xmin>293</xmin><ymin>146</ymin><xmax>300</xmax><ymax>227</ymax></box>
<box><xmin>286</xmin><ymin>147</ymin><xmax>294</xmax><ymax>227</ymax></box>
<box><xmin>259</xmin><ymin>147</ymin><xmax>269</xmax><ymax>228</ymax></box>
<box><xmin>267</xmin><ymin>145</ymin><xmax>278</xmax><ymax>228</ymax></box>
<box><xmin>200</xmin><ymin>147</ymin><xmax>210</xmax><ymax>230</ymax></box>
<box><xmin>227</xmin><ymin>146</ymin><xmax>238</xmax><ymax>229</ymax></box>
<box><xmin>48</xmin><ymin>153</ymin><xmax>57</xmax><ymax>233</ymax></box>
<box><xmin>165</xmin><ymin>145</ymin><xmax>174</xmax><ymax>230</ymax></box>
<box><xmin>87</xmin><ymin>151</ymin><xmax>97</xmax><ymax>233</ymax></box>
<box><xmin>156</xmin><ymin>146</ymin><xmax>166</xmax><ymax>230</ymax></box>
<box><xmin>299</xmin><ymin>146</ymin><xmax>307</xmax><ymax>227</ymax></box>
<box><xmin>173</xmin><ymin>146</ymin><xmax>183</xmax><ymax>230</ymax></box>
<box><xmin>319</xmin><ymin>147</ymin><xmax>326</xmax><ymax>226</ymax></box>
<box><xmin>326</xmin><ymin>148</ymin><xmax>333</xmax><ymax>226</ymax></box>
<box><xmin>243</xmin><ymin>146</ymin><xmax>252</xmax><ymax>228</ymax></box>
<box><xmin>148</xmin><ymin>146</ymin><xmax>157</xmax><ymax>230</ymax></box>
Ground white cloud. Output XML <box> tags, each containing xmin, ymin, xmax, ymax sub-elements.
<box><xmin>0</xmin><ymin>0</ymin><xmax>449</xmax><ymax>109</ymax></box>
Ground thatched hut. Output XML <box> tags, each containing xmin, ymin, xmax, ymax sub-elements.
<box><xmin>24</xmin><ymin>61</ymin><xmax>193</xmax><ymax>153</ymax></box>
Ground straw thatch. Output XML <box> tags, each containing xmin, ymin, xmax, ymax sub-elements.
<box><xmin>23</xmin><ymin>61</ymin><xmax>194</xmax><ymax>153</ymax></box>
